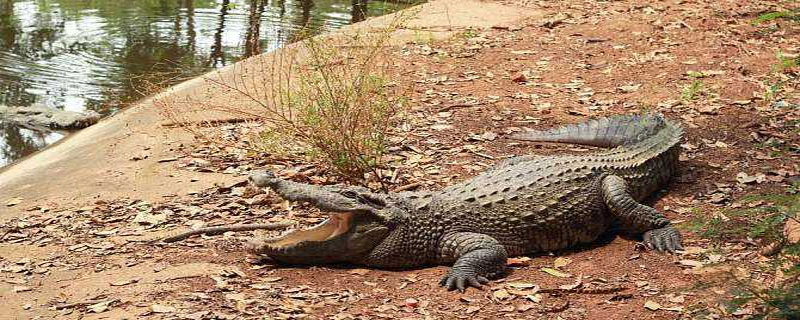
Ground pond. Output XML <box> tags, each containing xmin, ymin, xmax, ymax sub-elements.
<box><xmin>0</xmin><ymin>0</ymin><xmax>416</xmax><ymax>167</ymax></box>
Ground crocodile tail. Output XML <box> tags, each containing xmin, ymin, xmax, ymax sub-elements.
<box><xmin>511</xmin><ymin>113</ymin><xmax>678</xmax><ymax>148</ymax></box>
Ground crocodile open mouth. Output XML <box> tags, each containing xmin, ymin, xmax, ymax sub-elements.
<box><xmin>264</xmin><ymin>212</ymin><xmax>354</xmax><ymax>249</ymax></box>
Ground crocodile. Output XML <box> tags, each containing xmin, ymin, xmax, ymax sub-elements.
<box><xmin>247</xmin><ymin>113</ymin><xmax>684</xmax><ymax>291</ymax></box>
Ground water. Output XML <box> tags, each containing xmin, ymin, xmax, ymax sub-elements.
<box><xmin>0</xmin><ymin>0</ymin><xmax>415</xmax><ymax>167</ymax></box>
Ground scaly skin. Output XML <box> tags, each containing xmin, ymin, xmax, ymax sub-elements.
<box><xmin>247</xmin><ymin>113</ymin><xmax>684</xmax><ymax>291</ymax></box>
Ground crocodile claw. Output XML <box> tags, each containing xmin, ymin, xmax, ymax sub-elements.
<box><xmin>643</xmin><ymin>226</ymin><xmax>683</xmax><ymax>254</ymax></box>
<box><xmin>439</xmin><ymin>271</ymin><xmax>489</xmax><ymax>292</ymax></box>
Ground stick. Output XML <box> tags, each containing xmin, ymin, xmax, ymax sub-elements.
<box><xmin>437</xmin><ymin>103</ymin><xmax>481</xmax><ymax>113</ymax></box>
<box><xmin>54</xmin><ymin>299</ymin><xmax>114</xmax><ymax>310</ymax></box>
<box><xmin>538</xmin><ymin>286</ymin><xmax>627</xmax><ymax>295</ymax></box>
<box><xmin>161</xmin><ymin>117</ymin><xmax>260</xmax><ymax>128</ymax></box>
<box><xmin>160</xmin><ymin>222</ymin><xmax>293</xmax><ymax>243</ymax></box>
<box><xmin>393</xmin><ymin>182</ymin><xmax>423</xmax><ymax>192</ymax></box>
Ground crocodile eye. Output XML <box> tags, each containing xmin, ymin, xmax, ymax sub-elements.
<box><xmin>341</xmin><ymin>190</ymin><xmax>359</xmax><ymax>199</ymax></box>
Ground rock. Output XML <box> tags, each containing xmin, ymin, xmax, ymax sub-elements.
<box><xmin>0</xmin><ymin>104</ymin><xmax>101</xmax><ymax>131</ymax></box>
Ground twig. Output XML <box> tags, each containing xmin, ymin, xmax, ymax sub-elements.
<box><xmin>393</xmin><ymin>182</ymin><xmax>423</xmax><ymax>192</ymax></box>
<box><xmin>159</xmin><ymin>222</ymin><xmax>293</xmax><ymax>243</ymax></box>
<box><xmin>54</xmin><ymin>299</ymin><xmax>114</xmax><ymax>310</ymax></box>
<box><xmin>538</xmin><ymin>286</ymin><xmax>628</xmax><ymax>295</ymax></box>
<box><xmin>161</xmin><ymin>117</ymin><xmax>260</xmax><ymax>128</ymax></box>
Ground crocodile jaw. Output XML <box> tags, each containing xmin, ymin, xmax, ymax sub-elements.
<box><xmin>252</xmin><ymin>212</ymin><xmax>389</xmax><ymax>264</ymax></box>
<box><xmin>263</xmin><ymin>213</ymin><xmax>353</xmax><ymax>250</ymax></box>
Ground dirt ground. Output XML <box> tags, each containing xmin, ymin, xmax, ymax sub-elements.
<box><xmin>1</xmin><ymin>0</ymin><xmax>799</xmax><ymax>319</ymax></box>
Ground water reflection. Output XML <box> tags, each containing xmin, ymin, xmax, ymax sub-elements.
<box><xmin>0</xmin><ymin>0</ymin><xmax>415</xmax><ymax>167</ymax></box>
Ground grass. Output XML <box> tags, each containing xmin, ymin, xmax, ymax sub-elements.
<box><xmin>681</xmin><ymin>80</ymin><xmax>705</xmax><ymax>101</ymax></box>
<box><xmin>155</xmin><ymin>12</ymin><xmax>414</xmax><ymax>188</ymax></box>
<box><xmin>763</xmin><ymin>52</ymin><xmax>799</xmax><ymax>103</ymax></box>
<box><xmin>689</xmin><ymin>185</ymin><xmax>800</xmax><ymax>318</ymax></box>
<box><xmin>752</xmin><ymin>10</ymin><xmax>800</xmax><ymax>25</ymax></box>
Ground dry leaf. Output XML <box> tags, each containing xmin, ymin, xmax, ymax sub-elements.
<box><xmin>507</xmin><ymin>282</ymin><xmax>537</xmax><ymax>289</ymax></box>
<box><xmin>618</xmin><ymin>84</ymin><xmax>641</xmax><ymax>93</ymax></box>
<box><xmin>5</xmin><ymin>197</ymin><xmax>22</xmax><ymax>207</ymax></box>
<box><xmin>465</xmin><ymin>306</ymin><xmax>481</xmax><ymax>313</ymax></box>
<box><xmin>553</xmin><ymin>257</ymin><xmax>572</xmax><ymax>269</ymax></box>
<box><xmin>540</xmin><ymin>267</ymin><xmax>571</xmax><ymax>278</ymax></box>
<box><xmin>493</xmin><ymin>289</ymin><xmax>511</xmax><ymax>300</ymax></box>
<box><xmin>151</xmin><ymin>304</ymin><xmax>177</xmax><ymax>313</ymax></box>
<box><xmin>262</xmin><ymin>277</ymin><xmax>283</xmax><ymax>282</ymax></box>
<box><xmin>88</xmin><ymin>300</ymin><xmax>112</xmax><ymax>313</ymax></box>
<box><xmin>507</xmin><ymin>257</ymin><xmax>532</xmax><ymax>266</ymax></box>
<box><xmin>12</xmin><ymin>286</ymin><xmax>32</xmax><ymax>293</ymax></box>
<box><xmin>250</xmin><ymin>283</ymin><xmax>272</xmax><ymax>290</ymax></box>
<box><xmin>644</xmin><ymin>300</ymin><xmax>662</xmax><ymax>311</ymax></box>
<box><xmin>110</xmin><ymin>277</ymin><xmax>140</xmax><ymax>286</ymax></box>
<box><xmin>736</xmin><ymin>172</ymin><xmax>765</xmax><ymax>184</ymax></box>
<box><xmin>559</xmin><ymin>276</ymin><xmax>582</xmax><ymax>290</ymax></box>
<box><xmin>517</xmin><ymin>303</ymin><xmax>537</xmax><ymax>312</ymax></box>
<box><xmin>662</xmin><ymin>306</ymin><xmax>684</xmax><ymax>312</ymax></box>
<box><xmin>349</xmin><ymin>269</ymin><xmax>370</xmax><ymax>275</ymax></box>
<box><xmin>526</xmin><ymin>294</ymin><xmax>543</xmax><ymax>303</ymax></box>
<box><xmin>666</xmin><ymin>294</ymin><xmax>685</xmax><ymax>303</ymax></box>
<box><xmin>678</xmin><ymin>259</ymin><xmax>704</xmax><ymax>268</ymax></box>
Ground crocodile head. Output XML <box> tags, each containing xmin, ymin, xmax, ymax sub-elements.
<box><xmin>248</xmin><ymin>171</ymin><xmax>394</xmax><ymax>264</ymax></box>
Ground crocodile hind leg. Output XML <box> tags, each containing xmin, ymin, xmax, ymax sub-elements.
<box><xmin>601</xmin><ymin>175</ymin><xmax>683</xmax><ymax>253</ymax></box>
<box><xmin>438</xmin><ymin>232</ymin><xmax>508</xmax><ymax>292</ymax></box>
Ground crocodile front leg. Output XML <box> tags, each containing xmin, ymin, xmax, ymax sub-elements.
<box><xmin>438</xmin><ymin>232</ymin><xmax>507</xmax><ymax>292</ymax></box>
<box><xmin>601</xmin><ymin>175</ymin><xmax>683</xmax><ymax>253</ymax></box>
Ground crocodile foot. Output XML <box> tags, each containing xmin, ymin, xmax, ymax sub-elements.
<box><xmin>643</xmin><ymin>226</ymin><xmax>683</xmax><ymax>253</ymax></box>
<box><xmin>439</xmin><ymin>270</ymin><xmax>490</xmax><ymax>292</ymax></box>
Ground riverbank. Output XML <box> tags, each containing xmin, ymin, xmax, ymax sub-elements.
<box><xmin>2</xmin><ymin>0</ymin><xmax>798</xmax><ymax>318</ymax></box>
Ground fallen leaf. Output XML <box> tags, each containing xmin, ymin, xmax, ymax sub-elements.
<box><xmin>507</xmin><ymin>257</ymin><xmax>532</xmax><ymax>266</ymax></box>
<box><xmin>666</xmin><ymin>294</ymin><xmax>685</xmax><ymax>303</ymax></box>
<box><xmin>493</xmin><ymin>289</ymin><xmax>511</xmax><ymax>300</ymax></box>
<box><xmin>526</xmin><ymin>294</ymin><xmax>543</xmax><ymax>303</ymax></box>
<box><xmin>553</xmin><ymin>257</ymin><xmax>572</xmax><ymax>269</ymax></box>
<box><xmin>110</xmin><ymin>278</ymin><xmax>140</xmax><ymax>286</ymax></box>
<box><xmin>678</xmin><ymin>260</ymin><xmax>704</xmax><ymax>268</ymax></box>
<box><xmin>88</xmin><ymin>300</ymin><xmax>112</xmax><ymax>313</ymax></box>
<box><xmin>506</xmin><ymin>282</ymin><xmax>537</xmax><ymax>289</ymax></box>
<box><xmin>12</xmin><ymin>286</ymin><xmax>32</xmax><ymax>293</ymax></box>
<box><xmin>349</xmin><ymin>269</ymin><xmax>370</xmax><ymax>275</ymax></box>
<box><xmin>559</xmin><ymin>277</ymin><xmax>582</xmax><ymax>290</ymax></box>
<box><xmin>736</xmin><ymin>172</ymin><xmax>765</xmax><ymax>184</ymax></box>
<box><xmin>698</xmin><ymin>105</ymin><xmax>722</xmax><ymax>115</ymax></box>
<box><xmin>151</xmin><ymin>304</ymin><xmax>177</xmax><ymax>313</ymax></box>
<box><xmin>250</xmin><ymin>283</ymin><xmax>272</xmax><ymax>290</ymax></box>
<box><xmin>618</xmin><ymin>84</ymin><xmax>641</xmax><ymax>93</ymax></box>
<box><xmin>132</xmin><ymin>211</ymin><xmax>168</xmax><ymax>226</ymax></box>
<box><xmin>5</xmin><ymin>197</ymin><xmax>22</xmax><ymax>207</ymax></box>
<box><xmin>540</xmin><ymin>267</ymin><xmax>571</xmax><ymax>278</ymax></box>
<box><xmin>404</xmin><ymin>298</ymin><xmax>418</xmax><ymax>308</ymax></box>
<box><xmin>644</xmin><ymin>300</ymin><xmax>662</xmax><ymax>311</ymax></box>
<box><xmin>510</xmin><ymin>50</ymin><xmax>536</xmax><ymax>55</ymax></box>
<box><xmin>465</xmin><ymin>306</ymin><xmax>481</xmax><ymax>313</ymax></box>
<box><xmin>517</xmin><ymin>303</ymin><xmax>537</xmax><ymax>312</ymax></box>
<box><xmin>662</xmin><ymin>306</ymin><xmax>684</xmax><ymax>312</ymax></box>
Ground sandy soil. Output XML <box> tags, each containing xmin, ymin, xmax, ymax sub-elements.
<box><xmin>1</xmin><ymin>0</ymin><xmax>798</xmax><ymax>319</ymax></box>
